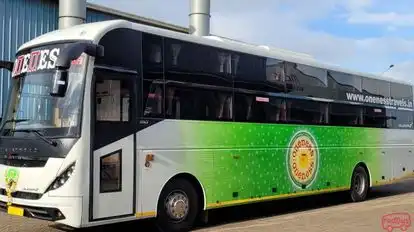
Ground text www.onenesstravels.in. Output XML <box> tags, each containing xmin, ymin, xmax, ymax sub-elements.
<box><xmin>346</xmin><ymin>92</ymin><xmax>413</xmax><ymax>108</ymax></box>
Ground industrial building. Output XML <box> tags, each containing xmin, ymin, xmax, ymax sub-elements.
<box><xmin>0</xmin><ymin>0</ymin><xmax>188</xmax><ymax>114</ymax></box>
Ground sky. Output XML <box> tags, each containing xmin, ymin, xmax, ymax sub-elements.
<box><xmin>88</xmin><ymin>0</ymin><xmax>414</xmax><ymax>84</ymax></box>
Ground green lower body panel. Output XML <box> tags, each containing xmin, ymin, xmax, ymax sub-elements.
<box><xmin>175</xmin><ymin>121</ymin><xmax>412</xmax><ymax>208</ymax></box>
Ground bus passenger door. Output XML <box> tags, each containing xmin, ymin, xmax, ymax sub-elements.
<box><xmin>91</xmin><ymin>68</ymin><xmax>137</xmax><ymax>220</ymax></box>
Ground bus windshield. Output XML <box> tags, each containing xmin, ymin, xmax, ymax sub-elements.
<box><xmin>0</xmin><ymin>43</ymin><xmax>87</xmax><ymax>138</ymax></box>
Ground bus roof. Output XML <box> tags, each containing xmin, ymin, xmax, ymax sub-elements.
<box><xmin>18</xmin><ymin>19</ymin><xmax>412</xmax><ymax>87</ymax></box>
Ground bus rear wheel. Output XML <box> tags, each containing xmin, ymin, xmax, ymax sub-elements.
<box><xmin>350</xmin><ymin>166</ymin><xmax>369</xmax><ymax>202</ymax></box>
<box><xmin>156</xmin><ymin>178</ymin><xmax>199</xmax><ymax>232</ymax></box>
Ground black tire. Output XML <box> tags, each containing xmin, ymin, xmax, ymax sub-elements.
<box><xmin>350</xmin><ymin>166</ymin><xmax>369</xmax><ymax>202</ymax></box>
<box><xmin>156</xmin><ymin>178</ymin><xmax>199</xmax><ymax>232</ymax></box>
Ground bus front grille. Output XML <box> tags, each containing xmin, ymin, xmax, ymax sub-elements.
<box><xmin>0</xmin><ymin>189</ymin><xmax>42</xmax><ymax>200</ymax></box>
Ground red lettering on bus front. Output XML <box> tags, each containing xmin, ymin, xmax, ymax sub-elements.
<box><xmin>28</xmin><ymin>51</ymin><xmax>41</xmax><ymax>72</ymax></box>
<box><xmin>12</xmin><ymin>56</ymin><xmax>24</xmax><ymax>77</ymax></box>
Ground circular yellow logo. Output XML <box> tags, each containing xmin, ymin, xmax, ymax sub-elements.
<box><xmin>287</xmin><ymin>131</ymin><xmax>319</xmax><ymax>188</ymax></box>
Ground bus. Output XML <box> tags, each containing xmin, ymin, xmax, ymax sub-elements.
<box><xmin>0</xmin><ymin>19</ymin><xmax>413</xmax><ymax>232</ymax></box>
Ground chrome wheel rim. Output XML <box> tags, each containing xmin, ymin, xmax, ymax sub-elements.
<box><xmin>354</xmin><ymin>173</ymin><xmax>366</xmax><ymax>195</ymax></box>
<box><xmin>165</xmin><ymin>190</ymin><xmax>189</xmax><ymax>222</ymax></box>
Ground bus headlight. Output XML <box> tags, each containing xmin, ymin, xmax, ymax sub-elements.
<box><xmin>46</xmin><ymin>162</ymin><xmax>76</xmax><ymax>192</ymax></box>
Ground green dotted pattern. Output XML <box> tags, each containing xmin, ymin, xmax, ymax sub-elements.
<box><xmin>179</xmin><ymin>121</ymin><xmax>383</xmax><ymax>207</ymax></box>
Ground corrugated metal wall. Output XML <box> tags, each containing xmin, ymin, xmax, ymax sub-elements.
<box><xmin>87</xmin><ymin>8</ymin><xmax>118</xmax><ymax>22</ymax></box>
<box><xmin>0</xmin><ymin>0</ymin><xmax>139</xmax><ymax>116</ymax></box>
<box><xmin>0</xmin><ymin>0</ymin><xmax>58</xmax><ymax>115</ymax></box>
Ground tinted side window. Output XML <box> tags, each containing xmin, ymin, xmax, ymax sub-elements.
<box><xmin>362</xmin><ymin>78</ymin><xmax>390</xmax><ymax>98</ymax></box>
<box><xmin>93</xmin><ymin>70</ymin><xmax>137</xmax><ymax>150</ymax></box>
<box><xmin>164</xmin><ymin>39</ymin><xmax>232</xmax><ymax>87</ymax></box>
<box><xmin>392</xmin><ymin>110</ymin><xmax>414</xmax><ymax>129</ymax></box>
<box><xmin>328</xmin><ymin>71</ymin><xmax>362</xmax><ymax>102</ymax></box>
<box><xmin>329</xmin><ymin>103</ymin><xmax>362</xmax><ymax>126</ymax></box>
<box><xmin>234</xmin><ymin>55</ymin><xmax>284</xmax><ymax>93</ymax></box>
<box><xmin>328</xmin><ymin>71</ymin><xmax>362</xmax><ymax>92</ymax></box>
<box><xmin>96</xmin><ymin>28</ymin><xmax>141</xmax><ymax>70</ymax></box>
<box><xmin>390</xmin><ymin>82</ymin><xmax>414</xmax><ymax>109</ymax></box>
<box><xmin>234</xmin><ymin>93</ymin><xmax>286</xmax><ymax>123</ymax></box>
<box><xmin>142</xmin><ymin>80</ymin><xmax>164</xmax><ymax>118</ymax></box>
<box><xmin>362</xmin><ymin>106</ymin><xmax>388</xmax><ymax>128</ymax></box>
<box><xmin>266</xmin><ymin>59</ymin><xmax>285</xmax><ymax>82</ymax></box>
<box><xmin>100</xmin><ymin>150</ymin><xmax>122</xmax><ymax>193</ymax></box>
<box><xmin>285</xmin><ymin>62</ymin><xmax>331</xmax><ymax>99</ymax></box>
<box><xmin>263</xmin><ymin>58</ymin><xmax>286</xmax><ymax>93</ymax></box>
<box><xmin>142</xmin><ymin>34</ymin><xmax>165</xmax><ymax>119</ymax></box>
<box><xmin>235</xmin><ymin>53</ymin><xmax>266</xmax><ymax>82</ymax></box>
<box><xmin>286</xmin><ymin>98</ymin><xmax>328</xmax><ymax>125</ymax></box>
<box><xmin>165</xmin><ymin>83</ymin><xmax>233</xmax><ymax>121</ymax></box>
<box><xmin>142</xmin><ymin>33</ymin><xmax>164</xmax><ymax>79</ymax></box>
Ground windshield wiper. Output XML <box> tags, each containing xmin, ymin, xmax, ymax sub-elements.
<box><xmin>0</xmin><ymin>119</ymin><xmax>30</xmax><ymax>132</ymax></box>
<box><xmin>10</xmin><ymin>129</ymin><xmax>58</xmax><ymax>147</ymax></box>
<box><xmin>2</xmin><ymin>119</ymin><xmax>29</xmax><ymax>124</ymax></box>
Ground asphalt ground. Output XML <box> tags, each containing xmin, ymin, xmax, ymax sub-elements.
<box><xmin>0</xmin><ymin>178</ymin><xmax>413</xmax><ymax>232</ymax></box>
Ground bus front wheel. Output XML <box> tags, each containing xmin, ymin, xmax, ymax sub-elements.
<box><xmin>350</xmin><ymin>166</ymin><xmax>369</xmax><ymax>202</ymax></box>
<box><xmin>156</xmin><ymin>178</ymin><xmax>199</xmax><ymax>232</ymax></box>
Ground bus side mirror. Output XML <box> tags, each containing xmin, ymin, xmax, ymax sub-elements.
<box><xmin>0</xmin><ymin>61</ymin><xmax>13</xmax><ymax>72</ymax></box>
<box><xmin>50</xmin><ymin>41</ymin><xmax>104</xmax><ymax>97</ymax></box>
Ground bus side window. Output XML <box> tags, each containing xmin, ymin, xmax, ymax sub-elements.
<box><xmin>216</xmin><ymin>92</ymin><xmax>233</xmax><ymax>120</ymax></box>
<box><xmin>165</xmin><ymin>85</ymin><xmax>233</xmax><ymax>121</ymax></box>
<box><xmin>142</xmin><ymin>80</ymin><xmax>164</xmax><ymax>118</ymax></box>
<box><xmin>165</xmin><ymin>86</ymin><xmax>178</xmax><ymax>118</ymax></box>
<box><xmin>329</xmin><ymin>103</ymin><xmax>362</xmax><ymax>126</ymax></box>
<box><xmin>234</xmin><ymin>94</ymin><xmax>251</xmax><ymax>122</ymax></box>
<box><xmin>93</xmin><ymin>73</ymin><xmax>136</xmax><ymax>150</ymax></box>
<box><xmin>95</xmin><ymin>79</ymin><xmax>133</xmax><ymax>122</ymax></box>
<box><xmin>234</xmin><ymin>93</ymin><xmax>287</xmax><ymax>123</ymax></box>
<box><xmin>276</xmin><ymin>100</ymin><xmax>287</xmax><ymax>122</ymax></box>
<box><xmin>392</xmin><ymin>109</ymin><xmax>413</xmax><ymax>129</ymax></box>
<box><xmin>285</xmin><ymin>98</ymin><xmax>327</xmax><ymax>125</ymax></box>
<box><xmin>96</xmin><ymin>79</ymin><xmax>125</xmax><ymax>122</ymax></box>
<box><xmin>363</xmin><ymin>106</ymin><xmax>387</xmax><ymax>128</ymax></box>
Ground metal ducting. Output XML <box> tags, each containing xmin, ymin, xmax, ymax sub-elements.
<box><xmin>189</xmin><ymin>0</ymin><xmax>211</xmax><ymax>36</ymax></box>
<box><xmin>59</xmin><ymin>0</ymin><xmax>87</xmax><ymax>29</ymax></box>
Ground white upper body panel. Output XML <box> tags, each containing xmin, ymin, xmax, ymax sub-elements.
<box><xmin>16</xmin><ymin>19</ymin><xmax>412</xmax><ymax>87</ymax></box>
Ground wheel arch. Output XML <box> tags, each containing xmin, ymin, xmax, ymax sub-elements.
<box><xmin>156</xmin><ymin>172</ymin><xmax>207</xmax><ymax>215</ymax></box>
<box><xmin>353</xmin><ymin>162</ymin><xmax>372</xmax><ymax>187</ymax></box>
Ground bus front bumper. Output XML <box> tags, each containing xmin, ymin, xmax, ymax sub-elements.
<box><xmin>0</xmin><ymin>194</ymin><xmax>82</xmax><ymax>228</ymax></box>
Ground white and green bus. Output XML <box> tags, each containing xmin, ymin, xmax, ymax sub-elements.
<box><xmin>0</xmin><ymin>19</ymin><xmax>413</xmax><ymax>232</ymax></box>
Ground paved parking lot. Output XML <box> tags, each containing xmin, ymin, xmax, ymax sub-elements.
<box><xmin>1</xmin><ymin>179</ymin><xmax>413</xmax><ymax>232</ymax></box>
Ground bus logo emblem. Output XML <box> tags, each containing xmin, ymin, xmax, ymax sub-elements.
<box><xmin>287</xmin><ymin>130</ymin><xmax>319</xmax><ymax>189</ymax></box>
